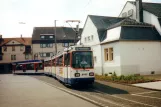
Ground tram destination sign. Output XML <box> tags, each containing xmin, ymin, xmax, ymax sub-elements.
<box><xmin>75</xmin><ymin>47</ymin><xmax>91</xmax><ymax>51</ymax></box>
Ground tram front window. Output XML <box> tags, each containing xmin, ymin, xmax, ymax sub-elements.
<box><xmin>72</xmin><ymin>51</ymin><xmax>93</xmax><ymax>69</ymax></box>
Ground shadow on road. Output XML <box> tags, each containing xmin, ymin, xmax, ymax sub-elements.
<box><xmin>68</xmin><ymin>81</ymin><xmax>129</xmax><ymax>95</ymax></box>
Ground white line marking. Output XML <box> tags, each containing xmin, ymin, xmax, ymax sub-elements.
<box><xmin>132</xmin><ymin>91</ymin><xmax>157</xmax><ymax>95</ymax></box>
<box><xmin>93</xmin><ymin>89</ymin><xmax>157</xmax><ymax>107</ymax></box>
<box><xmin>131</xmin><ymin>94</ymin><xmax>161</xmax><ymax>100</ymax></box>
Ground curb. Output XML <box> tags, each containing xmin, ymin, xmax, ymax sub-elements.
<box><xmin>34</xmin><ymin>77</ymin><xmax>108</xmax><ymax>107</ymax></box>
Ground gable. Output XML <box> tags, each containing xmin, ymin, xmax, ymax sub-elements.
<box><xmin>6</xmin><ymin>40</ymin><xmax>22</xmax><ymax>45</ymax></box>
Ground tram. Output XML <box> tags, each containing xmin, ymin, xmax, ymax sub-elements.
<box><xmin>12</xmin><ymin>60</ymin><xmax>44</xmax><ymax>74</ymax></box>
<box><xmin>44</xmin><ymin>45</ymin><xmax>95</xmax><ymax>85</ymax></box>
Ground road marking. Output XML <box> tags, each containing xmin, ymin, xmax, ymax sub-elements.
<box><xmin>131</xmin><ymin>94</ymin><xmax>161</xmax><ymax>100</ymax></box>
<box><xmin>32</xmin><ymin>77</ymin><xmax>108</xmax><ymax>107</ymax></box>
<box><xmin>132</xmin><ymin>91</ymin><xmax>157</xmax><ymax>95</ymax></box>
<box><xmin>93</xmin><ymin>89</ymin><xmax>157</xmax><ymax>107</ymax></box>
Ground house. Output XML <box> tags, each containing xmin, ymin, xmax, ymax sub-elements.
<box><xmin>0</xmin><ymin>35</ymin><xmax>32</xmax><ymax>73</ymax></box>
<box><xmin>80</xmin><ymin>14</ymin><xmax>161</xmax><ymax>76</ymax></box>
<box><xmin>32</xmin><ymin>27</ymin><xmax>82</xmax><ymax>60</ymax></box>
<box><xmin>119</xmin><ymin>0</ymin><xmax>161</xmax><ymax>35</ymax></box>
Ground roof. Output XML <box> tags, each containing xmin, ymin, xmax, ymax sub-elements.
<box><xmin>89</xmin><ymin>15</ymin><xmax>153</xmax><ymax>42</ymax></box>
<box><xmin>129</xmin><ymin>1</ymin><xmax>161</xmax><ymax>17</ymax></box>
<box><xmin>0</xmin><ymin>38</ymin><xmax>32</xmax><ymax>46</ymax></box>
<box><xmin>32</xmin><ymin>27</ymin><xmax>83</xmax><ymax>42</ymax></box>
<box><xmin>89</xmin><ymin>15</ymin><xmax>125</xmax><ymax>30</ymax></box>
<box><xmin>120</xmin><ymin>26</ymin><xmax>161</xmax><ymax>41</ymax></box>
<box><xmin>88</xmin><ymin>15</ymin><xmax>125</xmax><ymax>41</ymax></box>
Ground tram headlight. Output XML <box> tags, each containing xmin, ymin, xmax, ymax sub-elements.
<box><xmin>75</xmin><ymin>73</ymin><xmax>80</xmax><ymax>77</ymax></box>
<box><xmin>89</xmin><ymin>72</ymin><xmax>94</xmax><ymax>76</ymax></box>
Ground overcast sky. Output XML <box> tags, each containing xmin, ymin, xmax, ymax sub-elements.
<box><xmin>0</xmin><ymin>0</ymin><xmax>160</xmax><ymax>38</ymax></box>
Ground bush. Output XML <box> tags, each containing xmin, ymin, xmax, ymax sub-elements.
<box><xmin>95</xmin><ymin>74</ymin><xmax>156</xmax><ymax>84</ymax></box>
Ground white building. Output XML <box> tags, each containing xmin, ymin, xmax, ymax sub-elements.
<box><xmin>80</xmin><ymin>14</ymin><xmax>161</xmax><ymax>76</ymax></box>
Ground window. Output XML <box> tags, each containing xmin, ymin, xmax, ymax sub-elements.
<box><xmin>109</xmin><ymin>48</ymin><xmax>113</xmax><ymax>61</ymax></box>
<box><xmin>34</xmin><ymin>53</ymin><xmax>38</xmax><ymax>60</ymax></box>
<box><xmin>25</xmin><ymin>54</ymin><xmax>29</xmax><ymax>59</ymax></box>
<box><xmin>57</xmin><ymin>55</ymin><xmax>63</xmax><ymax>66</ymax></box>
<box><xmin>104</xmin><ymin>49</ymin><xmax>108</xmax><ymax>61</ymax></box>
<box><xmin>49</xmin><ymin>43</ymin><xmax>53</xmax><ymax>48</ymax></box>
<box><xmin>11</xmin><ymin>55</ymin><xmax>16</xmax><ymax>60</ymax></box>
<box><xmin>12</xmin><ymin>46</ymin><xmax>15</xmax><ymax>51</ymax></box>
<box><xmin>104</xmin><ymin>48</ymin><xmax>113</xmax><ymax>61</ymax></box>
<box><xmin>3</xmin><ymin>46</ymin><xmax>7</xmax><ymax>52</ymax></box>
<box><xmin>40</xmin><ymin>44</ymin><xmax>53</xmax><ymax>48</ymax></box>
<box><xmin>122</xmin><ymin>12</ymin><xmax>127</xmax><ymax>17</ymax></box>
<box><xmin>46</xmin><ymin>53</ymin><xmax>50</xmax><ymax>57</ymax></box>
<box><xmin>88</xmin><ymin>36</ymin><xmax>90</xmax><ymax>41</ymax></box>
<box><xmin>20</xmin><ymin>46</ymin><xmax>23</xmax><ymax>51</ymax></box>
<box><xmin>128</xmin><ymin>9</ymin><xmax>133</xmax><ymax>16</ymax></box>
<box><xmin>94</xmin><ymin>56</ymin><xmax>97</xmax><ymax>62</ymax></box>
<box><xmin>85</xmin><ymin>37</ymin><xmax>87</xmax><ymax>42</ymax></box>
<box><xmin>64</xmin><ymin>53</ymin><xmax>70</xmax><ymax>66</ymax></box>
<box><xmin>63</xmin><ymin>43</ymin><xmax>69</xmax><ymax>47</ymax></box>
<box><xmin>43</xmin><ymin>53</ymin><xmax>46</xmax><ymax>57</ymax></box>
<box><xmin>91</xmin><ymin>35</ymin><xmax>93</xmax><ymax>40</ymax></box>
<box><xmin>69</xmin><ymin>43</ymin><xmax>74</xmax><ymax>46</ymax></box>
<box><xmin>49</xmin><ymin>36</ymin><xmax>53</xmax><ymax>39</ymax></box>
<box><xmin>40</xmin><ymin>35</ymin><xmax>45</xmax><ymax>39</ymax></box>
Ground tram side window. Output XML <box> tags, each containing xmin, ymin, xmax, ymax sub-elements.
<box><xmin>57</xmin><ymin>55</ymin><xmax>63</xmax><ymax>66</ymax></box>
<box><xmin>38</xmin><ymin>63</ymin><xmax>43</xmax><ymax>69</ymax></box>
<box><xmin>64</xmin><ymin>53</ymin><xmax>70</xmax><ymax>66</ymax></box>
<box><xmin>16</xmin><ymin>64</ymin><xmax>23</xmax><ymax>70</ymax></box>
<box><xmin>26</xmin><ymin>64</ymin><xmax>34</xmax><ymax>70</ymax></box>
<box><xmin>52</xmin><ymin>59</ymin><xmax>56</xmax><ymax>66</ymax></box>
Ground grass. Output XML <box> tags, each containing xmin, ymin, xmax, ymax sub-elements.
<box><xmin>95</xmin><ymin>72</ymin><xmax>156</xmax><ymax>84</ymax></box>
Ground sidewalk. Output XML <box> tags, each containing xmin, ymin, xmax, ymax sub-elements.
<box><xmin>132</xmin><ymin>81</ymin><xmax>161</xmax><ymax>91</ymax></box>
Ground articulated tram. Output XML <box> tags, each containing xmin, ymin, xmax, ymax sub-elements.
<box><xmin>44</xmin><ymin>45</ymin><xmax>95</xmax><ymax>85</ymax></box>
<box><xmin>12</xmin><ymin>60</ymin><xmax>44</xmax><ymax>74</ymax></box>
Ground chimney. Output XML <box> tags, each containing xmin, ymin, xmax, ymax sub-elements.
<box><xmin>21</xmin><ymin>34</ymin><xmax>22</xmax><ymax>38</ymax></box>
<box><xmin>136</xmin><ymin>0</ymin><xmax>143</xmax><ymax>22</ymax></box>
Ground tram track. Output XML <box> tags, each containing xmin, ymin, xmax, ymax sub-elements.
<box><xmin>31</xmin><ymin>75</ymin><xmax>161</xmax><ymax>107</ymax></box>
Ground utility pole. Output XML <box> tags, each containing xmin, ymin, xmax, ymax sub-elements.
<box><xmin>54</xmin><ymin>20</ymin><xmax>57</xmax><ymax>54</ymax></box>
<box><xmin>66</xmin><ymin>20</ymin><xmax>80</xmax><ymax>45</ymax></box>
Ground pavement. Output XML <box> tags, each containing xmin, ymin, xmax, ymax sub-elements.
<box><xmin>0</xmin><ymin>74</ymin><xmax>97</xmax><ymax>107</ymax></box>
<box><xmin>132</xmin><ymin>74</ymin><xmax>161</xmax><ymax>91</ymax></box>
<box><xmin>132</xmin><ymin>81</ymin><xmax>161</xmax><ymax>91</ymax></box>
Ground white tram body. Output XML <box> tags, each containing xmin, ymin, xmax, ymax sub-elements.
<box><xmin>44</xmin><ymin>45</ymin><xmax>95</xmax><ymax>85</ymax></box>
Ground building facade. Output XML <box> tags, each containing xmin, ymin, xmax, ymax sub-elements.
<box><xmin>32</xmin><ymin>27</ymin><xmax>82</xmax><ymax>60</ymax></box>
<box><xmin>0</xmin><ymin>36</ymin><xmax>32</xmax><ymax>73</ymax></box>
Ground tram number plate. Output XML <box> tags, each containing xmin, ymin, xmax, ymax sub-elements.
<box><xmin>82</xmin><ymin>73</ymin><xmax>87</xmax><ymax>76</ymax></box>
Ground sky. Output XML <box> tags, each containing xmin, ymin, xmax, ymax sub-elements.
<box><xmin>0</xmin><ymin>0</ymin><xmax>160</xmax><ymax>38</ymax></box>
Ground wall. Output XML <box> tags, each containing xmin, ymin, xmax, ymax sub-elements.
<box><xmin>101</xmin><ymin>42</ymin><xmax>121</xmax><ymax>76</ymax></box>
<box><xmin>32</xmin><ymin>43</ymin><xmax>68</xmax><ymax>60</ymax></box>
<box><xmin>81</xmin><ymin>16</ymin><xmax>100</xmax><ymax>45</ymax></box>
<box><xmin>120</xmin><ymin>41</ymin><xmax>161</xmax><ymax>75</ymax></box>
<box><xmin>0</xmin><ymin>45</ymin><xmax>32</xmax><ymax>63</ymax></box>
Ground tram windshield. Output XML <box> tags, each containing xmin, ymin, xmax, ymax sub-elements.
<box><xmin>72</xmin><ymin>51</ymin><xmax>93</xmax><ymax>69</ymax></box>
